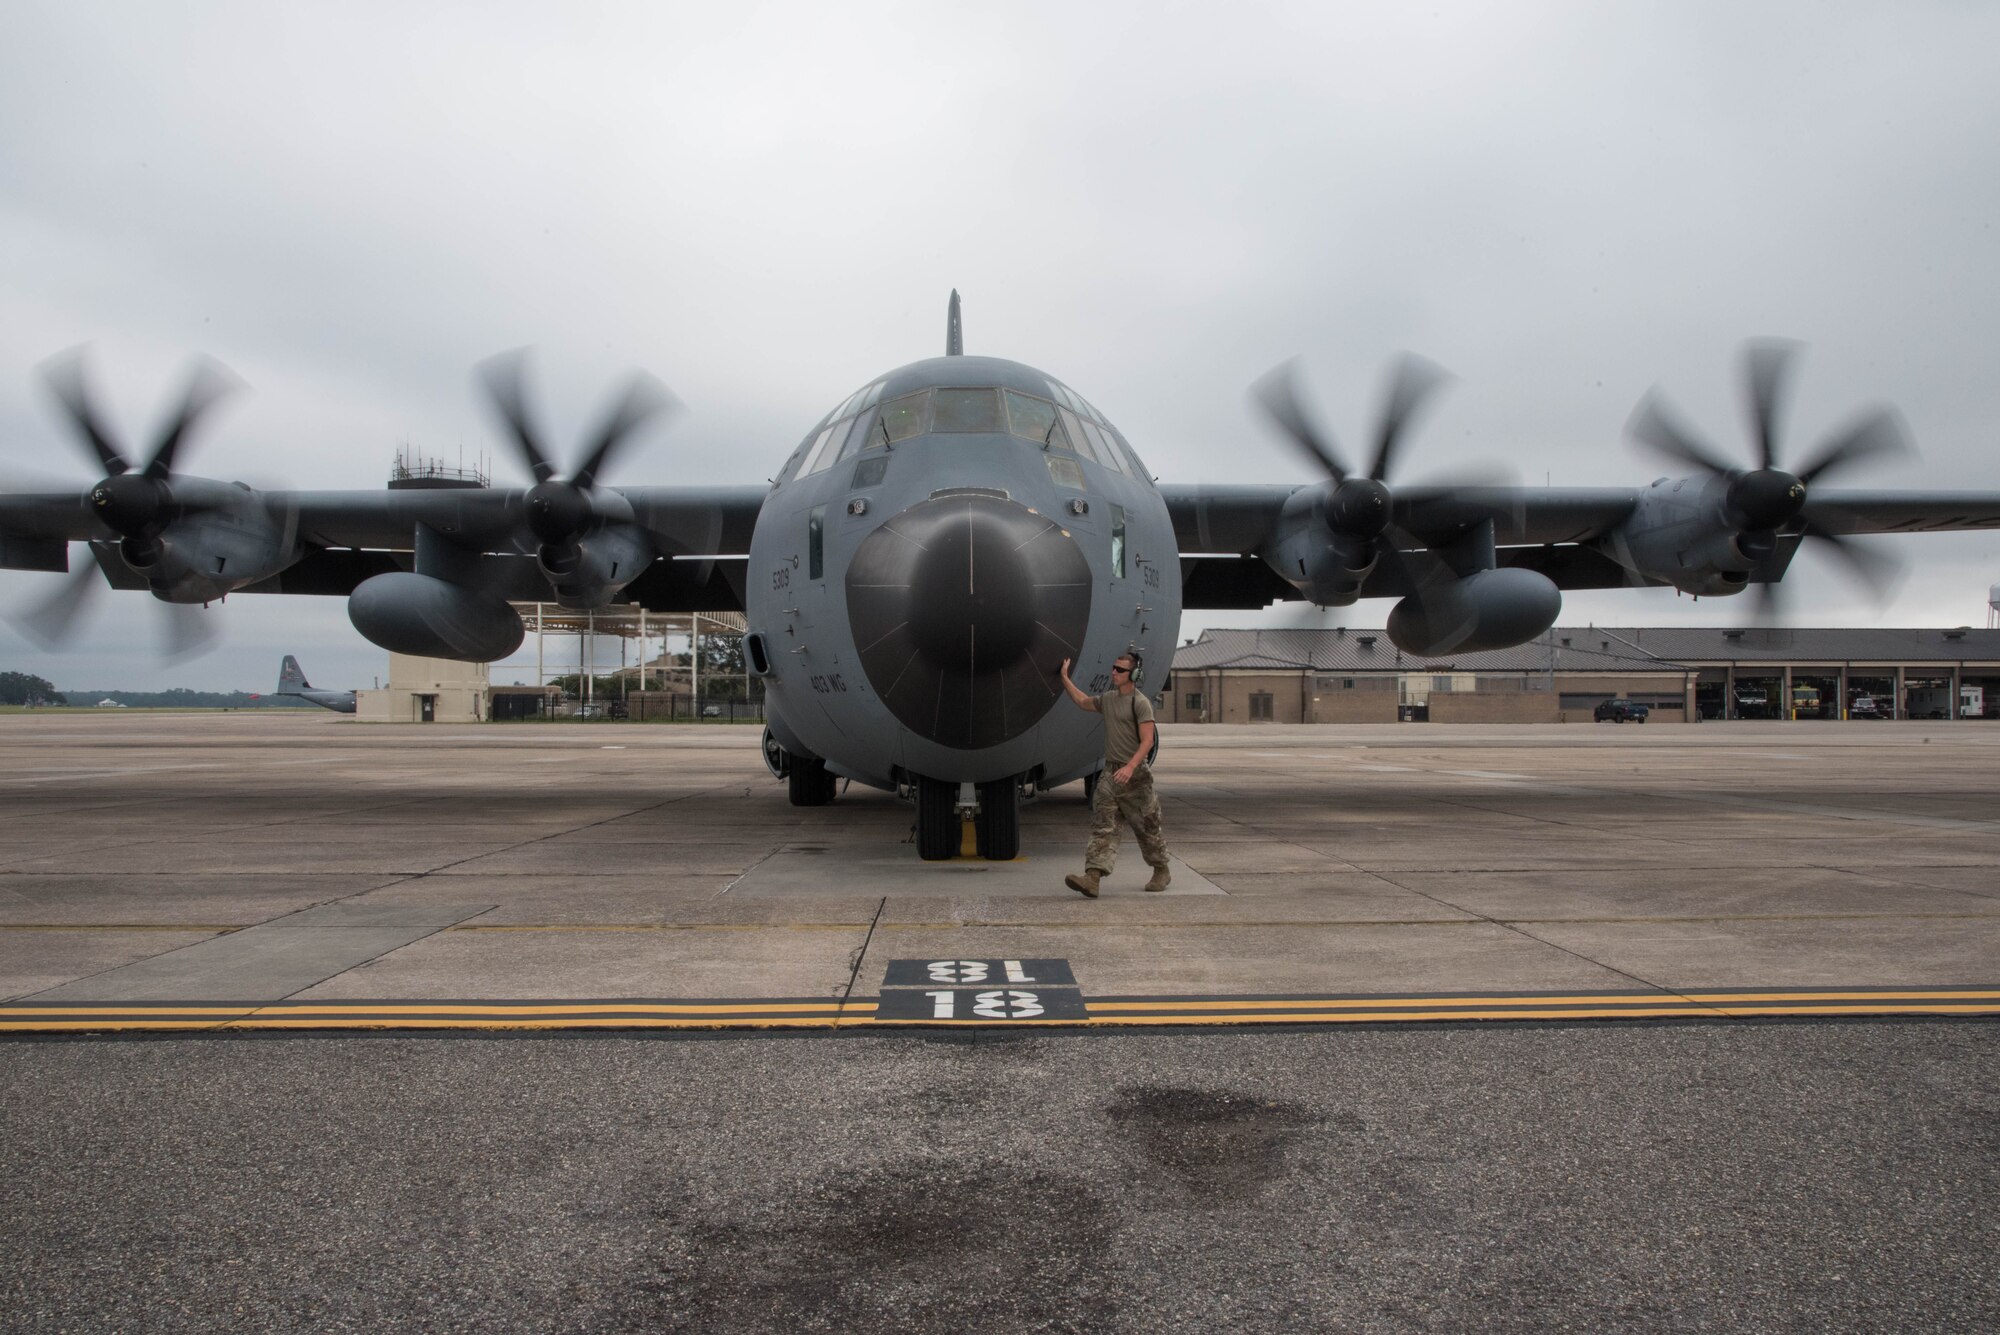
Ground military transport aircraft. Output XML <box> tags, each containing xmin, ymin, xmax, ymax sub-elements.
<box><xmin>5</xmin><ymin>294</ymin><xmax>2000</xmax><ymax>860</ymax></box>
<box><xmin>252</xmin><ymin>654</ymin><xmax>357</xmax><ymax>714</ymax></box>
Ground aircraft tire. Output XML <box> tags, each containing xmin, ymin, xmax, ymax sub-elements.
<box><xmin>975</xmin><ymin>778</ymin><xmax>1020</xmax><ymax>861</ymax></box>
<box><xmin>788</xmin><ymin>757</ymin><xmax>836</xmax><ymax>806</ymax></box>
<box><xmin>916</xmin><ymin>777</ymin><xmax>959</xmax><ymax>861</ymax></box>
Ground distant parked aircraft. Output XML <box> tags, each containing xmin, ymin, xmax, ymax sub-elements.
<box><xmin>265</xmin><ymin>655</ymin><xmax>356</xmax><ymax>713</ymax></box>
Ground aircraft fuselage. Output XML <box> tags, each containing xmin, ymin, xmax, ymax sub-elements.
<box><xmin>746</xmin><ymin>354</ymin><xmax>1182</xmax><ymax>794</ymax></box>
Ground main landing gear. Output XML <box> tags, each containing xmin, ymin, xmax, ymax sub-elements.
<box><xmin>789</xmin><ymin>757</ymin><xmax>836</xmax><ymax>806</ymax></box>
<box><xmin>912</xmin><ymin>775</ymin><xmax>1023</xmax><ymax>862</ymax></box>
<box><xmin>767</xmin><ymin>728</ymin><xmax>837</xmax><ymax>807</ymax></box>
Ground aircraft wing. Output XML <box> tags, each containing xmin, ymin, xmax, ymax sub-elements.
<box><xmin>1162</xmin><ymin>483</ymin><xmax>1648</xmax><ymax>607</ymax></box>
<box><xmin>1</xmin><ymin>483</ymin><xmax>770</xmax><ymax>613</ymax></box>
<box><xmin>1160</xmin><ymin>484</ymin><xmax>1644</xmax><ymax>554</ymax></box>
<box><xmin>1797</xmin><ymin>490</ymin><xmax>2000</xmax><ymax>534</ymax></box>
<box><xmin>1164</xmin><ymin>480</ymin><xmax>2000</xmax><ymax>610</ymax></box>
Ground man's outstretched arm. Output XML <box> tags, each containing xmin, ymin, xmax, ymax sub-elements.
<box><xmin>1058</xmin><ymin>658</ymin><xmax>1099</xmax><ymax>712</ymax></box>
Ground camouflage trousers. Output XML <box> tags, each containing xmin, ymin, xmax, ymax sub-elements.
<box><xmin>1085</xmin><ymin>768</ymin><xmax>1169</xmax><ymax>875</ymax></box>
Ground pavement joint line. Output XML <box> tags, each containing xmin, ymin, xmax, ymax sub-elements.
<box><xmin>0</xmin><ymin>924</ymin><xmax>246</xmax><ymax>932</ymax></box>
<box><xmin>1370</xmin><ymin>867</ymin><xmax>1684</xmax><ymax>1000</ymax></box>
<box><xmin>837</xmin><ymin>898</ymin><xmax>888</xmax><ymax>1011</ymax></box>
<box><xmin>442</xmin><ymin>923</ymin><xmax>875</xmax><ymax>932</ymax></box>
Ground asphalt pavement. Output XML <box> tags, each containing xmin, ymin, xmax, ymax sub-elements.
<box><xmin>3</xmin><ymin>1019</ymin><xmax>1995</xmax><ymax>1333</ymax></box>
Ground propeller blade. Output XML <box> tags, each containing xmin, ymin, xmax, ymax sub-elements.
<box><xmin>1802</xmin><ymin>524</ymin><xmax>1902</xmax><ymax>601</ymax></box>
<box><xmin>8</xmin><ymin>560</ymin><xmax>101</xmax><ymax>648</ymax></box>
<box><xmin>1252</xmin><ymin>359</ymin><xmax>1350</xmax><ymax>483</ymax></box>
<box><xmin>142</xmin><ymin>358</ymin><xmax>242</xmax><ymax>479</ymax></box>
<box><xmin>1368</xmin><ymin>353</ymin><xmax>1451</xmax><ymax>482</ymax></box>
<box><xmin>1793</xmin><ymin>406</ymin><xmax>1912</xmax><ymax>486</ymax></box>
<box><xmin>1741</xmin><ymin>339</ymin><xmax>1800</xmax><ymax>471</ymax></box>
<box><xmin>1627</xmin><ymin>390</ymin><xmax>1739</xmax><ymax>477</ymax></box>
<box><xmin>1377</xmin><ymin>534</ymin><xmax>1480</xmax><ymax>652</ymax></box>
<box><xmin>1747</xmin><ymin>577</ymin><xmax>1784</xmax><ymax>627</ymax></box>
<box><xmin>688</xmin><ymin>501</ymin><xmax>725</xmax><ymax>591</ymax></box>
<box><xmin>159</xmin><ymin>600</ymin><xmax>218</xmax><ymax>662</ymax></box>
<box><xmin>267</xmin><ymin>491</ymin><xmax>302</xmax><ymax>560</ymax></box>
<box><xmin>38</xmin><ymin>348</ymin><xmax>131</xmax><ymax>476</ymax></box>
<box><xmin>1604</xmin><ymin>526</ymin><xmax>1653</xmax><ymax>589</ymax></box>
<box><xmin>572</xmin><ymin>373</ymin><xmax>675</xmax><ymax>490</ymax></box>
<box><xmin>477</xmin><ymin>350</ymin><xmax>557</xmax><ymax>483</ymax></box>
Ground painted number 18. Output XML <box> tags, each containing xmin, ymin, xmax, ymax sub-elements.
<box><xmin>924</xmin><ymin>989</ymin><xmax>1045</xmax><ymax>1019</ymax></box>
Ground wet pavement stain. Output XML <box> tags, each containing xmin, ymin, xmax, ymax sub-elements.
<box><xmin>624</xmin><ymin>1160</ymin><xmax>1119</xmax><ymax>1333</ymax></box>
<box><xmin>1103</xmin><ymin>1084</ymin><xmax>1338</xmax><ymax>1202</ymax></box>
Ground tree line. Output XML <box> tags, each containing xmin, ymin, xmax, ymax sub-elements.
<box><xmin>1</xmin><ymin>673</ymin><xmax>314</xmax><ymax>709</ymax></box>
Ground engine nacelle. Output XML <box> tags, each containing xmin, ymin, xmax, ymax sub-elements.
<box><xmin>348</xmin><ymin>572</ymin><xmax>524</xmax><ymax>662</ymax></box>
<box><xmin>107</xmin><ymin>479</ymin><xmax>299</xmax><ymax>604</ymax></box>
<box><xmin>538</xmin><ymin>522</ymin><xmax>654</xmax><ymax>610</ymax></box>
<box><xmin>1386</xmin><ymin>567</ymin><xmax>1561</xmax><ymax>656</ymax></box>
<box><xmin>1605</xmin><ymin>475</ymin><xmax>1782</xmax><ymax>598</ymax></box>
<box><xmin>1258</xmin><ymin>483</ymin><xmax>1379</xmax><ymax>607</ymax></box>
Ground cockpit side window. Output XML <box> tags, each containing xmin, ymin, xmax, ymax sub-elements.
<box><xmin>1057</xmin><ymin>408</ymin><xmax>1098</xmax><ymax>465</ymax></box>
<box><xmin>1003</xmin><ymin>391</ymin><xmax>1058</xmax><ymax>444</ymax></box>
<box><xmin>1082</xmin><ymin>419</ymin><xmax>1123</xmax><ymax>473</ymax></box>
<box><xmin>831</xmin><ymin>409</ymin><xmax>876</xmax><ymax>467</ymax></box>
<box><xmin>880</xmin><ymin>391</ymin><xmax>930</xmax><ymax>442</ymax></box>
<box><xmin>797</xmin><ymin>424</ymin><xmax>840</xmax><ymax>478</ymax></box>
<box><xmin>931</xmin><ymin>387</ymin><xmax>1002</xmax><ymax>432</ymax></box>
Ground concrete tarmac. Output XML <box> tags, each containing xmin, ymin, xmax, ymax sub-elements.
<box><xmin>1</xmin><ymin>713</ymin><xmax>1995</xmax><ymax>1024</ymax></box>
<box><xmin>3</xmin><ymin>714</ymin><xmax>1995</xmax><ymax>1330</ymax></box>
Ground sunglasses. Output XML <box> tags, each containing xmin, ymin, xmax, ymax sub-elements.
<box><xmin>1111</xmin><ymin>665</ymin><xmax>1132</xmax><ymax>674</ymax></box>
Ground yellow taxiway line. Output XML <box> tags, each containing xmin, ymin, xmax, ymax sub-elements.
<box><xmin>0</xmin><ymin>988</ymin><xmax>1994</xmax><ymax>1033</ymax></box>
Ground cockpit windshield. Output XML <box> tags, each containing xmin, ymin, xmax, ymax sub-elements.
<box><xmin>778</xmin><ymin>378</ymin><xmax>1147</xmax><ymax>486</ymax></box>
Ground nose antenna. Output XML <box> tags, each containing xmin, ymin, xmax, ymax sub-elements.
<box><xmin>945</xmin><ymin>289</ymin><xmax>963</xmax><ymax>356</ymax></box>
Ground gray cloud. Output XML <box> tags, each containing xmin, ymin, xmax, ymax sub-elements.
<box><xmin>4</xmin><ymin>1</ymin><xmax>1998</xmax><ymax>691</ymax></box>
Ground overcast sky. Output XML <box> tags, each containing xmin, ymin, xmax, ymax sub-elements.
<box><xmin>4</xmin><ymin>1</ymin><xmax>1998</xmax><ymax>692</ymax></box>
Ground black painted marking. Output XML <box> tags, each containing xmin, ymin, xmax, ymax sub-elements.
<box><xmin>874</xmin><ymin>987</ymin><xmax>1090</xmax><ymax>1022</ymax></box>
<box><xmin>882</xmin><ymin>958</ymin><xmax>1077</xmax><ymax>988</ymax></box>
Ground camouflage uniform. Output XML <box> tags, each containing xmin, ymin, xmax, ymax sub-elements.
<box><xmin>1085</xmin><ymin>766</ymin><xmax>1169</xmax><ymax>875</ymax></box>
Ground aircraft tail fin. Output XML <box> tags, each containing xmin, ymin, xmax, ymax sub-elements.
<box><xmin>945</xmin><ymin>289</ymin><xmax>962</xmax><ymax>356</ymax></box>
<box><xmin>278</xmin><ymin>655</ymin><xmax>310</xmax><ymax>694</ymax></box>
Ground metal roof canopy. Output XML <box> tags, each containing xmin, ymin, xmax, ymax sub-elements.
<box><xmin>1171</xmin><ymin>626</ymin><xmax>2000</xmax><ymax>674</ymax></box>
<box><xmin>512</xmin><ymin>604</ymin><xmax>746</xmax><ymax>638</ymax></box>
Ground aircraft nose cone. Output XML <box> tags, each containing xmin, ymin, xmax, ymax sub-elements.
<box><xmin>847</xmin><ymin>492</ymin><xmax>1092</xmax><ymax>750</ymax></box>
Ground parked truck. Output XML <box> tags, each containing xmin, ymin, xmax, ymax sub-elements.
<box><xmin>1907</xmin><ymin>685</ymin><xmax>1984</xmax><ymax>719</ymax></box>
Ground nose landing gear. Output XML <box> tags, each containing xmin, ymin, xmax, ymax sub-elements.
<box><xmin>975</xmin><ymin>778</ymin><xmax>1020</xmax><ymax>861</ymax></box>
<box><xmin>912</xmin><ymin>774</ymin><xmax>1023</xmax><ymax>861</ymax></box>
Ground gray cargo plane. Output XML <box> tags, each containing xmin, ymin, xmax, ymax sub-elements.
<box><xmin>262</xmin><ymin>654</ymin><xmax>356</xmax><ymax>714</ymax></box>
<box><xmin>5</xmin><ymin>296</ymin><xmax>2000</xmax><ymax>858</ymax></box>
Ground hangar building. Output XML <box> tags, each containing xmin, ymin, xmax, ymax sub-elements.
<box><xmin>1161</xmin><ymin>626</ymin><xmax>2000</xmax><ymax>724</ymax></box>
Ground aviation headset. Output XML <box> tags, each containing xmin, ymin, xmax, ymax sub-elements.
<box><xmin>1122</xmin><ymin>650</ymin><xmax>1145</xmax><ymax>685</ymax></box>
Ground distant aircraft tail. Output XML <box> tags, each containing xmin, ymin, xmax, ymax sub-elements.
<box><xmin>278</xmin><ymin>655</ymin><xmax>311</xmax><ymax>694</ymax></box>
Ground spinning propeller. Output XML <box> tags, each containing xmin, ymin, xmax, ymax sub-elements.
<box><xmin>1628</xmin><ymin>339</ymin><xmax>1912</xmax><ymax>619</ymax></box>
<box><xmin>477</xmin><ymin>351</ymin><xmax>676</xmax><ymax>574</ymax></box>
<box><xmin>10</xmin><ymin>349</ymin><xmax>243</xmax><ymax>659</ymax></box>
<box><xmin>1252</xmin><ymin>353</ymin><xmax>1515</xmax><ymax>607</ymax></box>
<box><xmin>1253</xmin><ymin>352</ymin><xmax>1450</xmax><ymax>542</ymax></box>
